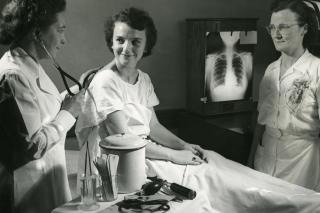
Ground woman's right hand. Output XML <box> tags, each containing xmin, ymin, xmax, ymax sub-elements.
<box><xmin>169</xmin><ymin>149</ymin><xmax>204</xmax><ymax>165</ymax></box>
<box><xmin>61</xmin><ymin>89</ymin><xmax>85</xmax><ymax>118</ymax></box>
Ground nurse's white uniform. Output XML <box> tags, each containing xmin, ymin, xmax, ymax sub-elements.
<box><xmin>255</xmin><ymin>50</ymin><xmax>320</xmax><ymax>191</ymax></box>
<box><xmin>76</xmin><ymin>68</ymin><xmax>159</xmax><ymax>185</ymax></box>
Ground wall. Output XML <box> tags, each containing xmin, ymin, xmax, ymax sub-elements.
<box><xmin>0</xmin><ymin>0</ymin><xmax>277</xmax><ymax>110</ymax></box>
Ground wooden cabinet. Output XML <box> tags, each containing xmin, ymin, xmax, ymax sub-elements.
<box><xmin>177</xmin><ymin>111</ymin><xmax>254</xmax><ymax>165</ymax></box>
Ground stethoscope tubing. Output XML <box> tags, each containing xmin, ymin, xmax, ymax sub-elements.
<box><xmin>40</xmin><ymin>40</ymin><xmax>82</xmax><ymax>96</ymax></box>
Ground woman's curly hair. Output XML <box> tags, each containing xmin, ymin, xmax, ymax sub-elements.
<box><xmin>104</xmin><ymin>7</ymin><xmax>157</xmax><ymax>58</ymax></box>
<box><xmin>0</xmin><ymin>0</ymin><xmax>66</xmax><ymax>45</ymax></box>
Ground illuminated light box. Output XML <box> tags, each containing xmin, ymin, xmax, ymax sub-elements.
<box><xmin>186</xmin><ymin>18</ymin><xmax>258</xmax><ymax>115</ymax></box>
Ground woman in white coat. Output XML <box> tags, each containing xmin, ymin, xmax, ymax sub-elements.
<box><xmin>253</xmin><ymin>0</ymin><xmax>320</xmax><ymax>191</ymax></box>
<box><xmin>0</xmin><ymin>0</ymin><xmax>84</xmax><ymax>212</ymax></box>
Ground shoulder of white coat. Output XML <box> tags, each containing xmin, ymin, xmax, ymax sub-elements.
<box><xmin>0</xmin><ymin>56</ymin><xmax>27</xmax><ymax>87</ymax></box>
<box><xmin>308</xmin><ymin>54</ymin><xmax>320</xmax><ymax>82</ymax></box>
<box><xmin>0</xmin><ymin>51</ymin><xmax>21</xmax><ymax>76</ymax></box>
<box><xmin>258</xmin><ymin>60</ymin><xmax>279</xmax><ymax>89</ymax></box>
<box><xmin>308</xmin><ymin>53</ymin><xmax>320</xmax><ymax>67</ymax></box>
<box><xmin>264</xmin><ymin>59</ymin><xmax>278</xmax><ymax>75</ymax></box>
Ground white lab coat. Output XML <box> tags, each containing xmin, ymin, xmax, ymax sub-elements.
<box><xmin>0</xmin><ymin>47</ymin><xmax>75</xmax><ymax>213</ymax></box>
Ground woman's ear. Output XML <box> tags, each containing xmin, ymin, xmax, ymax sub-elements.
<box><xmin>302</xmin><ymin>23</ymin><xmax>308</xmax><ymax>36</ymax></box>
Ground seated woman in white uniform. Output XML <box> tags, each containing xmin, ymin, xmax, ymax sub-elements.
<box><xmin>76</xmin><ymin>7</ymin><xmax>320</xmax><ymax>213</ymax></box>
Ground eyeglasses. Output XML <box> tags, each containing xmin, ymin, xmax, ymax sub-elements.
<box><xmin>265</xmin><ymin>23</ymin><xmax>302</xmax><ymax>35</ymax></box>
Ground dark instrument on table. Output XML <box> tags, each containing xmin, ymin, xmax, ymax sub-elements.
<box><xmin>144</xmin><ymin>176</ymin><xmax>197</xmax><ymax>200</ymax></box>
<box><xmin>118</xmin><ymin>198</ymin><xmax>170</xmax><ymax>212</ymax></box>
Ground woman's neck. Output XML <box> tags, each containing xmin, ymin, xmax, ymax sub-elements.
<box><xmin>17</xmin><ymin>38</ymin><xmax>41</xmax><ymax>63</ymax></box>
<box><xmin>114</xmin><ymin>62</ymin><xmax>139</xmax><ymax>84</ymax></box>
<box><xmin>281</xmin><ymin>48</ymin><xmax>305</xmax><ymax>68</ymax></box>
<box><xmin>279</xmin><ymin>48</ymin><xmax>305</xmax><ymax>79</ymax></box>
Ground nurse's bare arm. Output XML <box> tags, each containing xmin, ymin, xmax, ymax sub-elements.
<box><xmin>105</xmin><ymin>110</ymin><xmax>202</xmax><ymax>165</ymax></box>
<box><xmin>105</xmin><ymin>110</ymin><xmax>175</xmax><ymax>160</ymax></box>
<box><xmin>148</xmin><ymin>109</ymin><xmax>187</xmax><ymax>150</ymax></box>
<box><xmin>148</xmin><ymin>108</ymin><xmax>205</xmax><ymax>164</ymax></box>
<box><xmin>104</xmin><ymin>110</ymin><xmax>129</xmax><ymax>134</ymax></box>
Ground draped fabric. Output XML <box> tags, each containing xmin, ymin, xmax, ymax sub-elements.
<box><xmin>146</xmin><ymin>152</ymin><xmax>320</xmax><ymax>213</ymax></box>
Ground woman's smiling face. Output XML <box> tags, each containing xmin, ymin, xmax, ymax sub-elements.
<box><xmin>112</xmin><ymin>22</ymin><xmax>147</xmax><ymax>70</ymax></box>
<box><xmin>40</xmin><ymin>11</ymin><xmax>67</xmax><ymax>59</ymax></box>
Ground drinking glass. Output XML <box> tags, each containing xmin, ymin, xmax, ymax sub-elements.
<box><xmin>79</xmin><ymin>174</ymin><xmax>100</xmax><ymax>211</ymax></box>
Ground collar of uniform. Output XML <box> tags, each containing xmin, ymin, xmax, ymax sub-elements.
<box><xmin>278</xmin><ymin>49</ymin><xmax>312</xmax><ymax>81</ymax></box>
<box><xmin>287</xmin><ymin>49</ymin><xmax>311</xmax><ymax>75</ymax></box>
<box><xmin>9</xmin><ymin>46</ymin><xmax>41</xmax><ymax>79</ymax></box>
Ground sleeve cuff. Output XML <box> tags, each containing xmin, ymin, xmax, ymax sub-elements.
<box><xmin>54</xmin><ymin>110</ymin><xmax>76</xmax><ymax>133</ymax></box>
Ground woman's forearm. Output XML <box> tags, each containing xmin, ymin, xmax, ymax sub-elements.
<box><xmin>247</xmin><ymin>123</ymin><xmax>265</xmax><ymax>168</ymax></box>
<box><xmin>149</xmin><ymin>122</ymin><xmax>186</xmax><ymax>150</ymax></box>
<box><xmin>145</xmin><ymin>141</ymin><xmax>175</xmax><ymax>161</ymax></box>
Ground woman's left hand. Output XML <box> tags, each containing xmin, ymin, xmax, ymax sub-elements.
<box><xmin>183</xmin><ymin>143</ymin><xmax>208</xmax><ymax>163</ymax></box>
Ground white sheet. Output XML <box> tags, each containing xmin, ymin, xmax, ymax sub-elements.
<box><xmin>146</xmin><ymin>150</ymin><xmax>320</xmax><ymax>213</ymax></box>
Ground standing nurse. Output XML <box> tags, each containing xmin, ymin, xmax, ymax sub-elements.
<box><xmin>0</xmin><ymin>0</ymin><xmax>84</xmax><ymax>212</ymax></box>
<box><xmin>254</xmin><ymin>0</ymin><xmax>320</xmax><ymax>191</ymax></box>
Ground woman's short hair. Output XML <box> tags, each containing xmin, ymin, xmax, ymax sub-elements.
<box><xmin>270</xmin><ymin>0</ymin><xmax>319</xmax><ymax>48</ymax></box>
<box><xmin>0</xmin><ymin>0</ymin><xmax>66</xmax><ymax>45</ymax></box>
<box><xmin>104</xmin><ymin>7</ymin><xmax>157</xmax><ymax>58</ymax></box>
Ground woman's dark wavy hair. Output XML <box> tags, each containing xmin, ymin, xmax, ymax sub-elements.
<box><xmin>104</xmin><ymin>7</ymin><xmax>157</xmax><ymax>58</ymax></box>
<box><xmin>270</xmin><ymin>0</ymin><xmax>319</xmax><ymax>48</ymax></box>
<box><xmin>0</xmin><ymin>0</ymin><xmax>66</xmax><ymax>45</ymax></box>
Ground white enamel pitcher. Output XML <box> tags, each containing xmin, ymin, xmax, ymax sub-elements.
<box><xmin>99</xmin><ymin>134</ymin><xmax>147</xmax><ymax>193</ymax></box>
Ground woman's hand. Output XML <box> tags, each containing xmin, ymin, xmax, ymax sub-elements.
<box><xmin>61</xmin><ymin>89</ymin><xmax>85</xmax><ymax>118</ymax></box>
<box><xmin>169</xmin><ymin>149</ymin><xmax>204</xmax><ymax>165</ymax></box>
<box><xmin>183</xmin><ymin>143</ymin><xmax>208</xmax><ymax>163</ymax></box>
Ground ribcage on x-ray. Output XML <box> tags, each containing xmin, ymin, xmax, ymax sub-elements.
<box><xmin>213</xmin><ymin>54</ymin><xmax>227</xmax><ymax>86</ymax></box>
<box><xmin>211</xmin><ymin>53</ymin><xmax>244</xmax><ymax>87</ymax></box>
<box><xmin>232</xmin><ymin>54</ymin><xmax>244</xmax><ymax>86</ymax></box>
<box><xmin>205</xmin><ymin>51</ymin><xmax>252</xmax><ymax>102</ymax></box>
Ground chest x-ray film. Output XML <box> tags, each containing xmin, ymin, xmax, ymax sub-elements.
<box><xmin>204</xmin><ymin>31</ymin><xmax>255</xmax><ymax>102</ymax></box>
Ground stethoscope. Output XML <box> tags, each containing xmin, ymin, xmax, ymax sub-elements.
<box><xmin>39</xmin><ymin>39</ymin><xmax>82</xmax><ymax>96</ymax></box>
